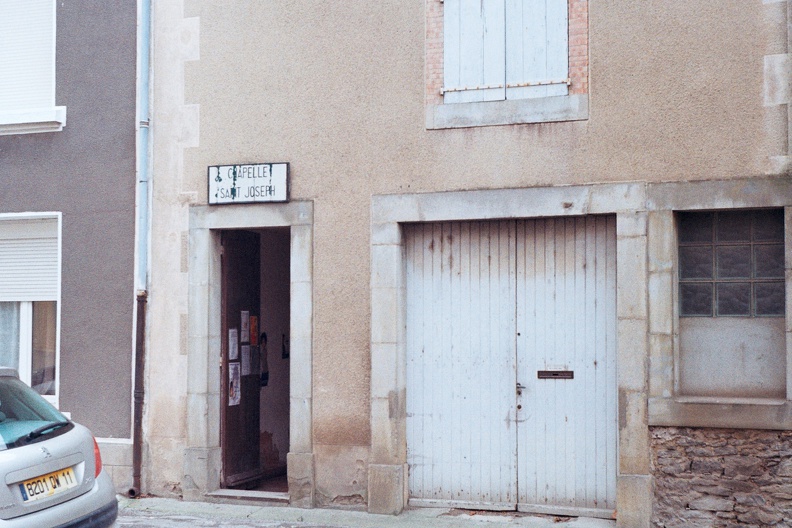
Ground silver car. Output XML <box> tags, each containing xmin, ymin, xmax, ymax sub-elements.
<box><xmin>0</xmin><ymin>368</ymin><xmax>117</xmax><ymax>527</ymax></box>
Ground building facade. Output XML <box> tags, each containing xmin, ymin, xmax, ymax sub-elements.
<box><xmin>147</xmin><ymin>1</ymin><xmax>792</xmax><ymax>526</ymax></box>
<box><xmin>0</xmin><ymin>0</ymin><xmax>143</xmax><ymax>492</ymax></box>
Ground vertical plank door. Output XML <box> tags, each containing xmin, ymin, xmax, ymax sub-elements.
<box><xmin>405</xmin><ymin>217</ymin><xmax>617</xmax><ymax>516</ymax></box>
<box><xmin>515</xmin><ymin>216</ymin><xmax>617</xmax><ymax>517</ymax></box>
<box><xmin>405</xmin><ymin>221</ymin><xmax>518</xmax><ymax>509</ymax></box>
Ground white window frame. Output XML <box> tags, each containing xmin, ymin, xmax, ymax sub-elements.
<box><xmin>0</xmin><ymin>0</ymin><xmax>67</xmax><ymax>135</ymax></box>
<box><xmin>0</xmin><ymin>213</ymin><xmax>62</xmax><ymax>408</ymax></box>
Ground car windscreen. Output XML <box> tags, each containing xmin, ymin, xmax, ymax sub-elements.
<box><xmin>0</xmin><ymin>377</ymin><xmax>70</xmax><ymax>450</ymax></box>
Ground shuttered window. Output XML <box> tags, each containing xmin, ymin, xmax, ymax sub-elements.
<box><xmin>443</xmin><ymin>0</ymin><xmax>569</xmax><ymax>104</ymax></box>
<box><xmin>0</xmin><ymin>218</ymin><xmax>59</xmax><ymax>302</ymax></box>
<box><xmin>0</xmin><ymin>0</ymin><xmax>66</xmax><ymax>134</ymax></box>
<box><xmin>0</xmin><ymin>216</ymin><xmax>60</xmax><ymax>402</ymax></box>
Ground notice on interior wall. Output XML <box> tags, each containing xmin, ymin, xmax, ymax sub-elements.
<box><xmin>240</xmin><ymin>311</ymin><xmax>250</xmax><ymax>343</ymax></box>
<box><xmin>241</xmin><ymin>345</ymin><xmax>251</xmax><ymax>376</ymax></box>
<box><xmin>250</xmin><ymin>316</ymin><xmax>258</xmax><ymax>346</ymax></box>
<box><xmin>228</xmin><ymin>362</ymin><xmax>241</xmax><ymax>406</ymax></box>
<box><xmin>228</xmin><ymin>328</ymin><xmax>239</xmax><ymax>360</ymax></box>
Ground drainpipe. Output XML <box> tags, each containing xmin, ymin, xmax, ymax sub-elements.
<box><xmin>130</xmin><ymin>291</ymin><xmax>147</xmax><ymax>498</ymax></box>
<box><xmin>130</xmin><ymin>0</ymin><xmax>152</xmax><ymax>499</ymax></box>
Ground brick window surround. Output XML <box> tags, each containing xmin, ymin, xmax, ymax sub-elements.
<box><xmin>425</xmin><ymin>0</ymin><xmax>589</xmax><ymax>129</ymax></box>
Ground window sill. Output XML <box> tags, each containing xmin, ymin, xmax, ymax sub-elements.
<box><xmin>425</xmin><ymin>94</ymin><xmax>588</xmax><ymax>130</ymax></box>
<box><xmin>0</xmin><ymin>107</ymin><xmax>67</xmax><ymax>135</ymax></box>
<box><xmin>649</xmin><ymin>396</ymin><xmax>792</xmax><ymax>430</ymax></box>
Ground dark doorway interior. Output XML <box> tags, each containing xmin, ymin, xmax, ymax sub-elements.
<box><xmin>255</xmin><ymin>228</ymin><xmax>291</xmax><ymax>492</ymax></box>
<box><xmin>221</xmin><ymin>230</ymin><xmax>262</xmax><ymax>487</ymax></box>
<box><xmin>220</xmin><ymin>228</ymin><xmax>291</xmax><ymax>494</ymax></box>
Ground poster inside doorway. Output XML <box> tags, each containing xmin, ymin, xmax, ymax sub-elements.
<box><xmin>228</xmin><ymin>328</ymin><xmax>239</xmax><ymax>360</ymax></box>
<box><xmin>240</xmin><ymin>311</ymin><xmax>250</xmax><ymax>343</ymax></box>
<box><xmin>228</xmin><ymin>363</ymin><xmax>241</xmax><ymax>406</ymax></box>
<box><xmin>241</xmin><ymin>345</ymin><xmax>251</xmax><ymax>376</ymax></box>
<box><xmin>250</xmin><ymin>316</ymin><xmax>258</xmax><ymax>345</ymax></box>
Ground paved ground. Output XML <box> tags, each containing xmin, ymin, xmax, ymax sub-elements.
<box><xmin>116</xmin><ymin>497</ymin><xmax>616</xmax><ymax>528</ymax></box>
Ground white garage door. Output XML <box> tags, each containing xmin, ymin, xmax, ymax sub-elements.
<box><xmin>405</xmin><ymin>217</ymin><xmax>616</xmax><ymax>517</ymax></box>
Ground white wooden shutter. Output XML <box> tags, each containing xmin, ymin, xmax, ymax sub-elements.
<box><xmin>0</xmin><ymin>0</ymin><xmax>57</xmax><ymax>112</ymax></box>
<box><xmin>443</xmin><ymin>0</ymin><xmax>506</xmax><ymax>104</ymax></box>
<box><xmin>505</xmin><ymin>0</ymin><xmax>569</xmax><ymax>100</ymax></box>
<box><xmin>0</xmin><ymin>218</ymin><xmax>59</xmax><ymax>301</ymax></box>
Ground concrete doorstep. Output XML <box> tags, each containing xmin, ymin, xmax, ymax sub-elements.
<box><xmin>117</xmin><ymin>496</ymin><xmax>616</xmax><ymax>528</ymax></box>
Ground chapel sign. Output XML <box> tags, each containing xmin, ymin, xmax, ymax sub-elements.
<box><xmin>208</xmin><ymin>163</ymin><xmax>289</xmax><ymax>204</ymax></box>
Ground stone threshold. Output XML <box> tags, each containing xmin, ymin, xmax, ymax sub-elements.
<box><xmin>206</xmin><ymin>489</ymin><xmax>289</xmax><ymax>504</ymax></box>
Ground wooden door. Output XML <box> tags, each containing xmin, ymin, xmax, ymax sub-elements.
<box><xmin>405</xmin><ymin>218</ymin><xmax>617</xmax><ymax>516</ymax></box>
<box><xmin>515</xmin><ymin>217</ymin><xmax>617</xmax><ymax>516</ymax></box>
<box><xmin>405</xmin><ymin>221</ymin><xmax>518</xmax><ymax>509</ymax></box>
<box><xmin>221</xmin><ymin>230</ymin><xmax>262</xmax><ymax>487</ymax></box>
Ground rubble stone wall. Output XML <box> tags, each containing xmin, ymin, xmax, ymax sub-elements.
<box><xmin>651</xmin><ymin>427</ymin><xmax>792</xmax><ymax>527</ymax></box>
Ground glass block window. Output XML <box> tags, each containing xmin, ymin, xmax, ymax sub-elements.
<box><xmin>678</xmin><ymin>210</ymin><xmax>785</xmax><ymax>317</ymax></box>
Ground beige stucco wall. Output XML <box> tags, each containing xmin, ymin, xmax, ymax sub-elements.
<box><xmin>147</xmin><ymin>0</ymin><xmax>791</xmax><ymax>511</ymax></box>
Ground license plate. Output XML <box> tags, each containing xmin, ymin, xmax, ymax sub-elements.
<box><xmin>19</xmin><ymin>467</ymin><xmax>78</xmax><ymax>503</ymax></box>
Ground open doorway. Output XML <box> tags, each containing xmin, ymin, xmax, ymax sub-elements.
<box><xmin>186</xmin><ymin>202</ymin><xmax>313</xmax><ymax>504</ymax></box>
<box><xmin>255</xmin><ymin>227</ymin><xmax>290</xmax><ymax>492</ymax></box>
<box><xmin>220</xmin><ymin>228</ymin><xmax>290</xmax><ymax>494</ymax></box>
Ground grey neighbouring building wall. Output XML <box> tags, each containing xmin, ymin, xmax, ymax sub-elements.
<box><xmin>0</xmin><ymin>1</ymin><xmax>137</xmax><ymax>440</ymax></box>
